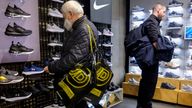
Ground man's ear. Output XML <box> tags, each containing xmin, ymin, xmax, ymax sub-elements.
<box><xmin>68</xmin><ymin>11</ymin><xmax>73</xmax><ymax>20</ymax></box>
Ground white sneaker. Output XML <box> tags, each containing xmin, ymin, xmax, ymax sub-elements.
<box><xmin>51</xmin><ymin>0</ymin><xmax>64</xmax><ymax>3</ymax></box>
<box><xmin>103</xmin><ymin>28</ymin><xmax>114</xmax><ymax>36</ymax></box>
<box><xmin>181</xmin><ymin>84</ymin><xmax>192</xmax><ymax>92</ymax></box>
<box><xmin>102</xmin><ymin>42</ymin><xmax>113</xmax><ymax>47</ymax></box>
<box><xmin>128</xmin><ymin>78</ymin><xmax>139</xmax><ymax>85</ymax></box>
<box><xmin>106</xmin><ymin>61</ymin><xmax>113</xmax><ymax>67</ymax></box>
<box><xmin>98</xmin><ymin>31</ymin><xmax>102</xmax><ymax>36</ymax></box>
<box><xmin>48</xmin><ymin>39</ymin><xmax>63</xmax><ymax>47</ymax></box>
<box><xmin>46</xmin><ymin>23</ymin><xmax>64</xmax><ymax>33</ymax></box>
<box><xmin>48</xmin><ymin>8</ymin><xmax>63</xmax><ymax>18</ymax></box>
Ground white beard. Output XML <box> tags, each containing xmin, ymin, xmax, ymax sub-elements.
<box><xmin>64</xmin><ymin>19</ymin><xmax>73</xmax><ymax>31</ymax></box>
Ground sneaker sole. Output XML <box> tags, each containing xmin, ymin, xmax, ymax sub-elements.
<box><xmin>1</xmin><ymin>93</ymin><xmax>32</xmax><ymax>102</ymax></box>
<box><xmin>22</xmin><ymin>70</ymin><xmax>44</xmax><ymax>75</ymax></box>
<box><xmin>5</xmin><ymin>31</ymin><xmax>31</xmax><ymax>36</ymax></box>
<box><xmin>5</xmin><ymin>12</ymin><xmax>31</xmax><ymax>18</ymax></box>
<box><xmin>48</xmin><ymin>43</ymin><xmax>63</xmax><ymax>47</ymax></box>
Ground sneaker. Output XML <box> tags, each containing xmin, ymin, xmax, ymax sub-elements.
<box><xmin>27</xmin><ymin>85</ymin><xmax>40</xmax><ymax>95</ymax></box>
<box><xmin>106</xmin><ymin>61</ymin><xmax>113</xmax><ymax>67</ymax></box>
<box><xmin>16</xmin><ymin>42</ymin><xmax>34</xmax><ymax>54</ymax></box>
<box><xmin>52</xmin><ymin>0</ymin><xmax>64</xmax><ymax>3</ymax></box>
<box><xmin>9</xmin><ymin>41</ymin><xmax>34</xmax><ymax>55</ymax></box>
<box><xmin>161</xmin><ymin>82</ymin><xmax>176</xmax><ymax>90</ymax></box>
<box><xmin>47</xmin><ymin>80</ymin><xmax>54</xmax><ymax>89</ymax></box>
<box><xmin>128</xmin><ymin>78</ymin><xmax>139</xmax><ymax>85</ymax></box>
<box><xmin>51</xmin><ymin>52</ymin><xmax>61</xmax><ymax>60</ymax></box>
<box><xmin>168</xmin><ymin>22</ymin><xmax>183</xmax><ymax>28</ymax></box>
<box><xmin>48</xmin><ymin>8</ymin><xmax>63</xmax><ymax>18</ymax></box>
<box><xmin>103</xmin><ymin>28</ymin><xmax>113</xmax><ymax>36</ymax></box>
<box><xmin>98</xmin><ymin>31</ymin><xmax>102</xmax><ymax>36</ymax></box>
<box><xmin>165</xmin><ymin>62</ymin><xmax>180</xmax><ymax>69</ymax></box>
<box><xmin>169</xmin><ymin>0</ymin><xmax>183</xmax><ymax>6</ymax></box>
<box><xmin>46</xmin><ymin>23</ymin><xmax>64</xmax><ymax>33</ymax></box>
<box><xmin>5</xmin><ymin>23</ymin><xmax>32</xmax><ymax>36</ymax></box>
<box><xmin>0</xmin><ymin>73</ymin><xmax>24</xmax><ymax>84</ymax></box>
<box><xmin>132</xmin><ymin>16</ymin><xmax>144</xmax><ymax>21</ymax></box>
<box><xmin>1</xmin><ymin>89</ymin><xmax>32</xmax><ymax>102</ymax></box>
<box><xmin>105</xmin><ymin>52</ymin><xmax>112</xmax><ymax>57</ymax></box>
<box><xmin>169</xmin><ymin>11</ymin><xmax>183</xmax><ymax>17</ymax></box>
<box><xmin>23</xmin><ymin>65</ymin><xmax>44</xmax><ymax>75</ymax></box>
<box><xmin>0</xmin><ymin>75</ymin><xmax>10</xmax><ymax>83</ymax></box>
<box><xmin>35</xmin><ymin>83</ymin><xmax>50</xmax><ymax>92</ymax></box>
<box><xmin>130</xmin><ymin>57</ymin><xmax>137</xmax><ymax>65</ymax></box>
<box><xmin>167</xmin><ymin>32</ymin><xmax>182</xmax><ymax>38</ymax></box>
<box><xmin>4</xmin><ymin>4</ymin><xmax>31</xmax><ymax>18</ymax></box>
<box><xmin>132</xmin><ymin>5</ymin><xmax>144</xmax><ymax>12</ymax></box>
<box><xmin>48</xmin><ymin>37</ymin><xmax>63</xmax><ymax>47</ymax></box>
<box><xmin>181</xmin><ymin>84</ymin><xmax>192</xmax><ymax>92</ymax></box>
<box><xmin>0</xmin><ymin>67</ymin><xmax>18</xmax><ymax>76</ymax></box>
<box><xmin>164</xmin><ymin>72</ymin><xmax>180</xmax><ymax>78</ymax></box>
<box><xmin>102</xmin><ymin>41</ymin><xmax>113</xmax><ymax>47</ymax></box>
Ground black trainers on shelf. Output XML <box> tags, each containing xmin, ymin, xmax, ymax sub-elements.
<box><xmin>168</xmin><ymin>22</ymin><xmax>183</xmax><ymax>28</ymax></box>
<box><xmin>1</xmin><ymin>88</ymin><xmax>32</xmax><ymax>102</ymax></box>
<box><xmin>35</xmin><ymin>83</ymin><xmax>50</xmax><ymax>93</ymax></box>
<box><xmin>161</xmin><ymin>82</ymin><xmax>176</xmax><ymax>90</ymax></box>
<box><xmin>5</xmin><ymin>23</ymin><xmax>32</xmax><ymax>36</ymax></box>
<box><xmin>9</xmin><ymin>41</ymin><xmax>34</xmax><ymax>55</ymax></box>
<box><xmin>27</xmin><ymin>85</ymin><xmax>40</xmax><ymax>96</ymax></box>
<box><xmin>4</xmin><ymin>4</ymin><xmax>31</xmax><ymax>18</ymax></box>
<box><xmin>167</xmin><ymin>32</ymin><xmax>182</xmax><ymax>38</ymax></box>
<box><xmin>169</xmin><ymin>0</ymin><xmax>183</xmax><ymax>6</ymax></box>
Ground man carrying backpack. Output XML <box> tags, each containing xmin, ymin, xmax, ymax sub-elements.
<box><xmin>136</xmin><ymin>3</ymin><xmax>166</xmax><ymax>108</ymax></box>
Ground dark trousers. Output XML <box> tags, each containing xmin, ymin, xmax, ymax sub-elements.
<box><xmin>137</xmin><ymin>62</ymin><xmax>159</xmax><ymax>108</ymax></box>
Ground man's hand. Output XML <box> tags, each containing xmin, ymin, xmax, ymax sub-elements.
<box><xmin>153</xmin><ymin>42</ymin><xmax>158</xmax><ymax>49</ymax></box>
<box><xmin>44</xmin><ymin>66</ymin><xmax>49</xmax><ymax>73</ymax></box>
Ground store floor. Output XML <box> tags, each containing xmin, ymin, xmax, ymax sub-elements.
<box><xmin>113</xmin><ymin>96</ymin><xmax>188</xmax><ymax>108</ymax></box>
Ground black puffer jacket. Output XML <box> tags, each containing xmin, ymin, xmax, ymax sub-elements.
<box><xmin>48</xmin><ymin>15</ymin><xmax>98</xmax><ymax>75</ymax></box>
<box><xmin>143</xmin><ymin>14</ymin><xmax>161</xmax><ymax>43</ymax></box>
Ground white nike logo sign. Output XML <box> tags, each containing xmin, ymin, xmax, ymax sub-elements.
<box><xmin>93</xmin><ymin>0</ymin><xmax>109</xmax><ymax>10</ymax></box>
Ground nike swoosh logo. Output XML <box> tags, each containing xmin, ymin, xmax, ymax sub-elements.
<box><xmin>93</xmin><ymin>0</ymin><xmax>109</xmax><ymax>10</ymax></box>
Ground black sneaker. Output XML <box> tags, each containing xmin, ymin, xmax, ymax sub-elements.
<box><xmin>169</xmin><ymin>0</ymin><xmax>183</xmax><ymax>6</ymax></box>
<box><xmin>35</xmin><ymin>83</ymin><xmax>50</xmax><ymax>92</ymax></box>
<box><xmin>27</xmin><ymin>85</ymin><xmax>40</xmax><ymax>95</ymax></box>
<box><xmin>169</xmin><ymin>11</ymin><xmax>183</xmax><ymax>17</ymax></box>
<box><xmin>1</xmin><ymin>89</ymin><xmax>32</xmax><ymax>102</ymax></box>
<box><xmin>5</xmin><ymin>23</ymin><xmax>32</xmax><ymax>36</ymax></box>
<box><xmin>161</xmin><ymin>82</ymin><xmax>176</xmax><ymax>90</ymax></box>
<box><xmin>4</xmin><ymin>4</ymin><xmax>31</xmax><ymax>18</ymax></box>
<box><xmin>9</xmin><ymin>41</ymin><xmax>34</xmax><ymax>55</ymax></box>
<box><xmin>167</xmin><ymin>32</ymin><xmax>182</xmax><ymax>38</ymax></box>
<box><xmin>105</xmin><ymin>51</ymin><xmax>112</xmax><ymax>57</ymax></box>
<box><xmin>168</xmin><ymin>22</ymin><xmax>183</xmax><ymax>28</ymax></box>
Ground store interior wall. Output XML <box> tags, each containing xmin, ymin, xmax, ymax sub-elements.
<box><xmin>111</xmin><ymin>0</ymin><xmax>126</xmax><ymax>85</ymax></box>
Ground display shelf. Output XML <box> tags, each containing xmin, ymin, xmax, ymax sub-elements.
<box><xmin>124</xmin><ymin>73</ymin><xmax>141</xmax><ymax>82</ymax></box>
<box><xmin>153</xmin><ymin>87</ymin><xmax>179</xmax><ymax>103</ymax></box>
<box><xmin>122</xmin><ymin>82</ymin><xmax>139</xmax><ymax>96</ymax></box>
<box><xmin>178</xmin><ymin>90</ymin><xmax>192</xmax><ymax>106</ymax></box>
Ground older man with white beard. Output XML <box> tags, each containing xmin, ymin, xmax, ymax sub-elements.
<box><xmin>44</xmin><ymin>1</ymin><xmax>98</xmax><ymax>108</ymax></box>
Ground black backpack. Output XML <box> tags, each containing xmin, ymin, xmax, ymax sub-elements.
<box><xmin>124</xmin><ymin>25</ymin><xmax>144</xmax><ymax>57</ymax></box>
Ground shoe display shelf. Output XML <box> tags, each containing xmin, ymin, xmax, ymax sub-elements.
<box><xmin>153</xmin><ymin>77</ymin><xmax>180</xmax><ymax>103</ymax></box>
<box><xmin>178</xmin><ymin>80</ymin><xmax>192</xmax><ymax>106</ymax></box>
<box><xmin>122</xmin><ymin>73</ymin><xmax>192</xmax><ymax>106</ymax></box>
<box><xmin>101</xmin><ymin>88</ymin><xmax>123</xmax><ymax>108</ymax></box>
<box><xmin>122</xmin><ymin>73</ymin><xmax>141</xmax><ymax>96</ymax></box>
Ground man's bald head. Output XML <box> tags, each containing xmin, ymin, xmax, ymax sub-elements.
<box><xmin>152</xmin><ymin>3</ymin><xmax>166</xmax><ymax>20</ymax></box>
